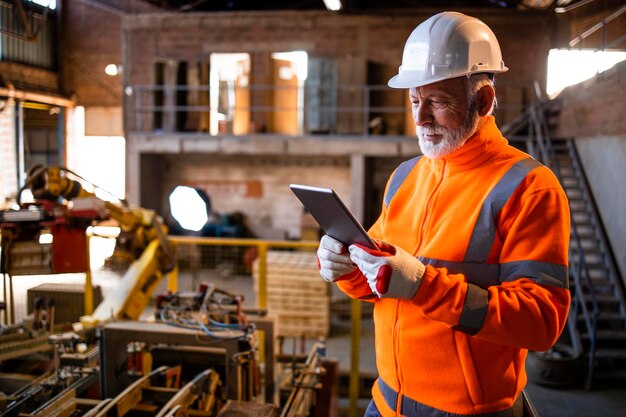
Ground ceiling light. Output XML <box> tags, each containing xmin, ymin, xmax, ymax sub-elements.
<box><xmin>323</xmin><ymin>0</ymin><xmax>342</xmax><ymax>11</ymax></box>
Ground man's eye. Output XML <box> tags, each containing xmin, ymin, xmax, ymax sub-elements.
<box><xmin>431</xmin><ymin>100</ymin><xmax>447</xmax><ymax>108</ymax></box>
<box><xmin>411</xmin><ymin>101</ymin><xmax>420</xmax><ymax>107</ymax></box>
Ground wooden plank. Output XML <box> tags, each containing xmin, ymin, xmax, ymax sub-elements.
<box><xmin>253</xmin><ymin>251</ymin><xmax>331</xmax><ymax>337</ymax></box>
<box><xmin>267</xmin><ymin>293</ymin><xmax>329</xmax><ymax>304</ymax></box>
<box><xmin>266</xmin><ymin>285</ymin><xmax>327</xmax><ymax>294</ymax></box>
<box><xmin>268</xmin><ymin>300</ymin><xmax>329</xmax><ymax>309</ymax></box>
<box><xmin>253</xmin><ymin>264</ymin><xmax>323</xmax><ymax>273</ymax></box>
<box><xmin>269</xmin><ymin>308</ymin><xmax>328</xmax><ymax>315</ymax></box>
<box><xmin>263</xmin><ymin>278</ymin><xmax>326</xmax><ymax>287</ymax></box>
<box><xmin>275</xmin><ymin>312</ymin><xmax>330</xmax><ymax>320</ymax></box>
<box><xmin>276</xmin><ymin>324</ymin><xmax>328</xmax><ymax>338</ymax></box>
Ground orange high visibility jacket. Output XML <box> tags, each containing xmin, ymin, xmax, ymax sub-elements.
<box><xmin>337</xmin><ymin>116</ymin><xmax>570</xmax><ymax>416</ymax></box>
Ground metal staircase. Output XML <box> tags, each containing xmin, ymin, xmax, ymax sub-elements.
<box><xmin>501</xmin><ymin>90</ymin><xmax>626</xmax><ymax>389</ymax></box>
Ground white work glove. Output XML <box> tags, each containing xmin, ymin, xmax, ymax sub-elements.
<box><xmin>349</xmin><ymin>241</ymin><xmax>425</xmax><ymax>299</ymax></box>
<box><xmin>317</xmin><ymin>235</ymin><xmax>357</xmax><ymax>282</ymax></box>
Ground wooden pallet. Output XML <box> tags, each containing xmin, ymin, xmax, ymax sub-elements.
<box><xmin>253</xmin><ymin>251</ymin><xmax>330</xmax><ymax>337</ymax></box>
<box><xmin>272</xmin><ymin>312</ymin><xmax>330</xmax><ymax>338</ymax></box>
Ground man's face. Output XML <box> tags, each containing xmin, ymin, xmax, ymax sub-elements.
<box><xmin>409</xmin><ymin>77</ymin><xmax>480</xmax><ymax>159</ymax></box>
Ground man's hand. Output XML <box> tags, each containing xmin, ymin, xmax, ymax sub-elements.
<box><xmin>349</xmin><ymin>241</ymin><xmax>425</xmax><ymax>299</ymax></box>
<box><xmin>317</xmin><ymin>235</ymin><xmax>357</xmax><ymax>282</ymax></box>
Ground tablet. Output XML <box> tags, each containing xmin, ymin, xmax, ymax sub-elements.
<box><xmin>289</xmin><ymin>184</ymin><xmax>378</xmax><ymax>250</ymax></box>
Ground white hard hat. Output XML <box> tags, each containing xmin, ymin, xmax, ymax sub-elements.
<box><xmin>388</xmin><ymin>12</ymin><xmax>508</xmax><ymax>89</ymax></box>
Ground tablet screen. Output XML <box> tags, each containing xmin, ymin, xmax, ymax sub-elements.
<box><xmin>289</xmin><ymin>184</ymin><xmax>378</xmax><ymax>250</ymax></box>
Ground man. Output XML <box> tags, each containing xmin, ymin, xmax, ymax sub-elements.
<box><xmin>317</xmin><ymin>12</ymin><xmax>570</xmax><ymax>417</ymax></box>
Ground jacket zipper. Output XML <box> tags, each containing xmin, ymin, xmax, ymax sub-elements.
<box><xmin>393</xmin><ymin>299</ymin><xmax>402</xmax><ymax>415</ymax></box>
<box><xmin>393</xmin><ymin>160</ymin><xmax>445</xmax><ymax>415</ymax></box>
<box><xmin>416</xmin><ymin>160</ymin><xmax>447</xmax><ymax>254</ymax></box>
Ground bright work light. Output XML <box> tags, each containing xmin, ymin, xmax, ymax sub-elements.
<box><xmin>169</xmin><ymin>186</ymin><xmax>209</xmax><ymax>232</ymax></box>
<box><xmin>323</xmin><ymin>0</ymin><xmax>342</xmax><ymax>11</ymax></box>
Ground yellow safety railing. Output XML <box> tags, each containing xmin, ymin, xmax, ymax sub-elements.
<box><xmin>168</xmin><ymin>236</ymin><xmax>319</xmax><ymax>309</ymax></box>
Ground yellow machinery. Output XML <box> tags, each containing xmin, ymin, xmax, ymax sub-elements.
<box><xmin>0</xmin><ymin>166</ymin><xmax>334</xmax><ymax>417</ymax></box>
<box><xmin>0</xmin><ymin>164</ymin><xmax>177</xmax><ymax>325</ymax></box>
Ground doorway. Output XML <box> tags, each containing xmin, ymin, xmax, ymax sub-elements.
<box><xmin>270</xmin><ymin>51</ymin><xmax>308</xmax><ymax>135</ymax></box>
<box><xmin>209</xmin><ymin>53</ymin><xmax>251</xmax><ymax>136</ymax></box>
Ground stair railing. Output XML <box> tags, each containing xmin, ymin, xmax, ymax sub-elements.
<box><xmin>515</xmin><ymin>88</ymin><xmax>601</xmax><ymax>388</ymax></box>
<box><xmin>563</xmin><ymin>148</ymin><xmax>600</xmax><ymax>388</ymax></box>
<box><xmin>567</xmin><ymin>141</ymin><xmax>626</xmax><ymax>316</ymax></box>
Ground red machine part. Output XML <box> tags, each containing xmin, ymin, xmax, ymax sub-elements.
<box><xmin>49</xmin><ymin>220</ymin><xmax>89</xmax><ymax>273</ymax></box>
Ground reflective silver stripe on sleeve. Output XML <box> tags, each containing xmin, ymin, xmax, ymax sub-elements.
<box><xmin>464</xmin><ymin>158</ymin><xmax>542</xmax><ymax>263</ymax></box>
<box><xmin>421</xmin><ymin>257</ymin><xmax>569</xmax><ymax>289</ymax></box>
<box><xmin>500</xmin><ymin>260</ymin><xmax>569</xmax><ymax>288</ymax></box>
<box><xmin>419</xmin><ymin>257</ymin><xmax>500</xmax><ymax>288</ymax></box>
<box><xmin>384</xmin><ymin>156</ymin><xmax>422</xmax><ymax>207</ymax></box>
<box><xmin>452</xmin><ymin>283</ymin><xmax>489</xmax><ymax>335</ymax></box>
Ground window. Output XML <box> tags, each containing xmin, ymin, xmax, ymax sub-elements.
<box><xmin>29</xmin><ymin>0</ymin><xmax>56</xmax><ymax>10</ymax></box>
<box><xmin>546</xmin><ymin>49</ymin><xmax>626</xmax><ymax>97</ymax></box>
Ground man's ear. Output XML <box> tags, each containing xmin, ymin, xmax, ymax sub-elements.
<box><xmin>476</xmin><ymin>85</ymin><xmax>495</xmax><ymax>116</ymax></box>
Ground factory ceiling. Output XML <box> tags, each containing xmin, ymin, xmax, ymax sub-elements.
<box><xmin>138</xmin><ymin>0</ymin><xmax>620</xmax><ymax>14</ymax></box>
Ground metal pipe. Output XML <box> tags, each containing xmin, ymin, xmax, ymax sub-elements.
<box><xmin>2</xmin><ymin>274</ymin><xmax>7</xmax><ymax>325</ymax></box>
<box><xmin>0</xmin><ymin>87</ymin><xmax>75</xmax><ymax>107</ymax></box>
<box><xmin>257</xmin><ymin>243</ymin><xmax>268</xmax><ymax>310</ymax></box>
<box><xmin>569</xmin><ymin>5</ymin><xmax>626</xmax><ymax>48</ymax></box>
<box><xmin>57</xmin><ymin>107</ymin><xmax>65</xmax><ymax>166</ymax></box>
<box><xmin>8</xmin><ymin>273</ymin><xmax>14</xmax><ymax>325</ymax></box>
<box><xmin>85</xmin><ymin>233</ymin><xmax>94</xmax><ymax>314</ymax></box>
<box><xmin>16</xmin><ymin>100</ymin><xmax>25</xmax><ymax>191</ymax></box>
<box><xmin>555</xmin><ymin>0</ymin><xmax>598</xmax><ymax>13</ymax></box>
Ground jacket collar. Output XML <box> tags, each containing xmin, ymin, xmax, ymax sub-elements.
<box><xmin>424</xmin><ymin>116</ymin><xmax>508</xmax><ymax>172</ymax></box>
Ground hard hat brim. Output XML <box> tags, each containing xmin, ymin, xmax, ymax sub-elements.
<box><xmin>388</xmin><ymin>68</ymin><xmax>508</xmax><ymax>89</ymax></box>
<box><xmin>388</xmin><ymin>71</ymin><xmax>448</xmax><ymax>89</ymax></box>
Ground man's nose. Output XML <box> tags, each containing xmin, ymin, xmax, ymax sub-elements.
<box><xmin>414</xmin><ymin>103</ymin><xmax>433</xmax><ymax>126</ymax></box>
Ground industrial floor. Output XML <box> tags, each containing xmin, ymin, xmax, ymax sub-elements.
<box><xmin>9</xmin><ymin>253</ymin><xmax>626</xmax><ymax>417</ymax></box>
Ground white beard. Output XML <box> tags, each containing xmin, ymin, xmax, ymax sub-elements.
<box><xmin>417</xmin><ymin>108</ymin><xmax>481</xmax><ymax>159</ymax></box>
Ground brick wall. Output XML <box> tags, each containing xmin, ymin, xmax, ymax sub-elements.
<box><xmin>59</xmin><ymin>0</ymin><xmax>130</xmax><ymax>106</ymax></box>
<box><xmin>123</xmin><ymin>10</ymin><xmax>554</xmax><ymax>129</ymax></box>
<box><xmin>0</xmin><ymin>62</ymin><xmax>58</xmax><ymax>94</ymax></box>
<box><xmin>157</xmin><ymin>154</ymin><xmax>352</xmax><ymax>239</ymax></box>
<box><xmin>58</xmin><ymin>7</ymin><xmax>562</xmax><ymax>111</ymax></box>
<box><xmin>555</xmin><ymin>60</ymin><xmax>626</xmax><ymax>138</ymax></box>
<box><xmin>59</xmin><ymin>0</ymin><xmax>122</xmax><ymax>106</ymax></box>
<box><xmin>124</xmin><ymin>10</ymin><xmax>553</xmax><ymax>84</ymax></box>
<box><xmin>58</xmin><ymin>7</ymin><xmax>580</xmax><ymax>132</ymax></box>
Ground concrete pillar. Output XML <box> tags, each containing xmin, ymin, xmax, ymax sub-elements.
<box><xmin>350</xmin><ymin>154</ymin><xmax>365</xmax><ymax>222</ymax></box>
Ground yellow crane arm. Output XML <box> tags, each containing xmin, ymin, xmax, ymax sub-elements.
<box><xmin>22</xmin><ymin>165</ymin><xmax>177</xmax><ymax>325</ymax></box>
<box><xmin>82</xmin><ymin>239</ymin><xmax>178</xmax><ymax>324</ymax></box>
